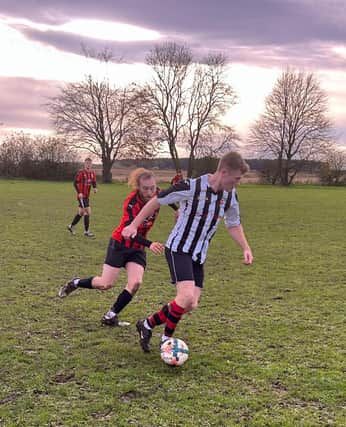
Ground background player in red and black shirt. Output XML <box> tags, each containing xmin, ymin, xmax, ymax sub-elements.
<box><xmin>59</xmin><ymin>168</ymin><xmax>178</xmax><ymax>326</ymax></box>
<box><xmin>67</xmin><ymin>157</ymin><xmax>97</xmax><ymax>237</ymax></box>
<box><xmin>170</xmin><ymin>169</ymin><xmax>184</xmax><ymax>186</ymax></box>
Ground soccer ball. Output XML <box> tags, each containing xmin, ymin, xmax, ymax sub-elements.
<box><xmin>160</xmin><ymin>338</ymin><xmax>189</xmax><ymax>366</ymax></box>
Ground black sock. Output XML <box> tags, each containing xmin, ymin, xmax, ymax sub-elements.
<box><xmin>111</xmin><ymin>289</ymin><xmax>133</xmax><ymax>315</ymax></box>
<box><xmin>77</xmin><ymin>277</ymin><xmax>93</xmax><ymax>289</ymax></box>
<box><xmin>71</xmin><ymin>214</ymin><xmax>82</xmax><ymax>226</ymax></box>
<box><xmin>84</xmin><ymin>215</ymin><xmax>90</xmax><ymax>231</ymax></box>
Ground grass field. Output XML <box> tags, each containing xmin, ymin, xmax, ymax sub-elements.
<box><xmin>0</xmin><ymin>179</ymin><xmax>345</xmax><ymax>427</ymax></box>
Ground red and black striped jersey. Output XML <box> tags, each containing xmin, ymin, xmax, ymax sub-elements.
<box><xmin>171</xmin><ymin>173</ymin><xmax>184</xmax><ymax>185</ymax></box>
<box><xmin>74</xmin><ymin>169</ymin><xmax>97</xmax><ymax>198</ymax></box>
<box><xmin>112</xmin><ymin>189</ymin><xmax>161</xmax><ymax>250</ymax></box>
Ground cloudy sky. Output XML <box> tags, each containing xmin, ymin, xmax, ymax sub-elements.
<box><xmin>1</xmin><ymin>0</ymin><xmax>346</xmax><ymax>147</ymax></box>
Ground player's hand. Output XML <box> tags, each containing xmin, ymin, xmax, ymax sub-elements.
<box><xmin>94</xmin><ymin>188</ymin><xmax>98</xmax><ymax>194</ymax></box>
<box><xmin>149</xmin><ymin>242</ymin><xmax>165</xmax><ymax>254</ymax></box>
<box><xmin>122</xmin><ymin>225</ymin><xmax>137</xmax><ymax>240</ymax></box>
<box><xmin>78</xmin><ymin>193</ymin><xmax>84</xmax><ymax>199</ymax></box>
<box><xmin>243</xmin><ymin>248</ymin><xmax>253</xmax><ymax>265</ymax></box>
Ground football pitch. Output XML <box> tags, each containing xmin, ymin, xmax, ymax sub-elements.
<box><xmin>0</xmin><ymin>179</ymin><xmax>345</xmax><ymax>426</ymax></box>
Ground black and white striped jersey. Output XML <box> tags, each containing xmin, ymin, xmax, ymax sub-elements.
<box><xmin>157</xmin><ymin>174</ymin><xmax>241</xmax><ymax>264</ymax></box>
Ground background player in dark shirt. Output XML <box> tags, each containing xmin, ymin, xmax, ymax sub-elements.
<box><xmin>170</xmin><ymin>169</ymin><xmax>184</xmax><ymax>186</ymax></box>
<box><xmin>67</xmin><ymin>157</ymin><xmax>97</xmax><ymax>237</ymax></box>
<box><xmin>59</xmin><ymin>168</ymin><xmax>178</xmax><ymax>326</ymax></box>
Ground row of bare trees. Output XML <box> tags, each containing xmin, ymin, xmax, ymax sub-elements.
<box><xmin>47</xmin><ymin>42</ymin><xmax>238</xmax><ymax>182</ymax></box>
<box><xmin>1</xmin><ymin>43</ymin><xmax>342</xmax><ymax>185</ymax></box>
<box><xmin>0</xmin><ymin>133</ymin><xmax>79</xmax><ymax>180</ymax></box>
<box><xmin>47</xmin><ymin>42</ymin><xmax>341</xmax><ymax>185</ymax></box>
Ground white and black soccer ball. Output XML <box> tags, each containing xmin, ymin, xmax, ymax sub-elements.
<box><xmin>160</xmin><ymin>338</ymin><xmax>189</xmax><ymax>366</ymax></box>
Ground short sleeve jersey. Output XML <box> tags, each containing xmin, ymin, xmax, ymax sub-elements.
<box><xmin>157</xmin><ymin>174</ymin><xmax>241</xmax><ymax>263</ymax></box>
<box><xmin>75</xmin><ymin>169</ymin><xmax>97</xmax><ymax>198</ymax></box>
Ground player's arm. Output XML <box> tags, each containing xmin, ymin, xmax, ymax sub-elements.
<box><xmin>92</xmin><ymin>172</ymin><xmax>97</xmax><ymax>193</ymax></box>
<box><xmin>122</xmin><ymin>180</ymin><xmax>192</xmax><ymax>239</ymax></box>
<box><xmin>122</xmin><ymin>197</ymin><xmax>160</xmax><ymax>239</ymax></box>
<box><xmin>156</xmin><ymin>186</ymin><xmax>178</xmax><ymax>211</ymax></box>
<box><xmin>73</xmin><ymin>172</ymin><xmax>79</xmax><ymax>192</ymax></box>
<box><xmin>121</xmin><ymin>195</ymin><xmax>161</xmax><ymax>246</ymax></box>
<box><xmin>132</xmin><ymin>234</ymin><xmax>164</xmax><ymax>254</ymax></box>
<box><xmin>227</xmin><ymin>225</ymin><xmax>253</xmax><ymax>265</ymax></box>
<box><xmin>224</xmin><ymin>190</ymin><xmax>253</xmax><ymax>265</ymax></box>
<box><xmin>132</xmin><ymin>233</ymin><xmax>152</xmax><ymax>248</ymax></box>
<box><xmin>74</xmin><ymin>172</ymin><xmax>83</xmax><ymax>198</ymax></box>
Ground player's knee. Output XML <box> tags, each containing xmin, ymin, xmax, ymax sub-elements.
<box><xmin>127</xmin><ymin>281</ymin><xmax>142</xmax><ymax>294</ymax></box>
<box><xmin>182</xmin><ymin>295</ymin><xmax>198</xmax><ymax>312</ymax></box>
<box><xmin>190</xmin><ymin>299</ymin><xmax>199</xmax><ymax>311</ymax></box>
<box><xmin>98</xmin><ymin>281</ymin><xmax>113</xmax><ymax>290</ymax></box>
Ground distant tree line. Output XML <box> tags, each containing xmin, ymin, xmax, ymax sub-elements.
<box><xmin>0</xmin><ymin>133</ymin><xmax>79</xmax><ymax>180</ymax></box>
<box><xmin>115</xmin><ymin>157</ymin><xmax>324</xmax><ymax>173</ymax></box>
<box><xmin>112</xmin><ymin>156</ymin><xmax>346</xmax><ymax>185</ymax></box>
<box><xmin>46</xmin><ymin>45</ymin><xmax>342</xmax><ymax>186</ymax></box>
<box><xmin>1</xmin><ymin>133</ymin><xmax>344</xmax><ymax>185</ymax></box>
<box><xmin>2</xmin><ymin>45</ymin><xmax>345</xmax><ymax>185</ymax></box>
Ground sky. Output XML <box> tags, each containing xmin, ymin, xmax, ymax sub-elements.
<box><xmin>1</xmin><ymin>0</ymin><xmax>346</xmax><ymax>151</ymax></box>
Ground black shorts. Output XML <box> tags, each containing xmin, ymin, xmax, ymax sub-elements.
<box><xmin>78</xmin><ymin>198</ymin><xmax>90</xmax><ymax>208</ymax></box>
<box><xmin>165</xmin><ymin>247</ymin><xmax>204</xmax><ymax>288</ymax></box>
<box><xmin>105</xmin><ymin>238</ymin><xmax>147</xmax><ymax>269</ymax></box>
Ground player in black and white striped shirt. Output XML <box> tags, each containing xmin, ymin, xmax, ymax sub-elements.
<box><xmin>122</xmin><ymin>152</ymin><xmax>254</xmax><ymax>352</ymax></box>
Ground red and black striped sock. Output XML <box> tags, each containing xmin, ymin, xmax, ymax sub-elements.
<box><xmin>147</xmin><ymin>303</ymin><xmax>170</xmax><ymax>328</ymax></box>
<box><xmin>164</xmin><ymin>300</ymin><xmax>184</xmax><ymax>337</ymax></box>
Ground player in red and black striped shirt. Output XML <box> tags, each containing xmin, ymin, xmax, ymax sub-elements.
<box><xmin>67</xmin><ymin>157</ymin><xmax>97</xmax><ymax>237</ymax></box>
<box><xmin>59</xmin><ymin>168</ymin><xmax>178</xmax><ymax>326</ymax></box>
<box><xmin>170</xmin><ymin>169</ymin><xmax>184</xmax><ymax>186</ymax></box>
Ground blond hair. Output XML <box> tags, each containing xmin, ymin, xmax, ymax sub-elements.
<box><xmin>128</xmin><ymin>168</ymin><xmax>155</xmax><ymax>190</ymax></box>
<box><xmin>217</xmin><ymin>151</ymin><xmax>249</xmax><ymax>174</ymax></box>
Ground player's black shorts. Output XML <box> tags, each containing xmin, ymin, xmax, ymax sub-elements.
<box><xmin>165</xmin><ymin>247</ymin><xmax>204</xmax><ymax>288</ymax></box>
<box><xmin>78</xmin><ymin>198</ymin><xmax>90</xmax><ymax>208</ymax></box>
<box><xmin>105</xmin><ymin>238</ymin><xmax>147</xmax><ymax>269</ymax></box>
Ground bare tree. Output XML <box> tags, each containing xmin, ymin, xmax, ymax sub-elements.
<box><xmin>145</xmin><ymin>43</ymin><xmax>238</xmax><ymax>176</ymax></box>
<box><xmin>183</xmin><ymin>53</ymin><xmax>237</xmax><ymax>176</ymax></box>
<box><xmin>248</xmin><ymin>69</ymin><xmax>333</xmax><ymax>185</ymax></box>
<box><xmin>145</xmin><ymin>42</ymin><xmax>192</xmax><ymax>171</ymax></box>
<box><xmin>0</xmin><ymin>132</ymin><xmax>34</xmax><ymax>176</ymax></box>
<box><xmin>319</xmin><ymin>144</ymin><xmax>346</xmax><ymax>185</ymax></box>
<box><xmin>48</xmin><ymin>76</ymin><xmax>159</xmax><ymax>182</ymax></box>
<box><xmin>191</xmin><ymin>125</ymin><xmax>239</xmax><ymax>159</ymax></box>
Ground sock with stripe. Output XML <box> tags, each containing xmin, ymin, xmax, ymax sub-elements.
<box><xmin>164</xmin><ymin>300</ymin><xmax>184</xmax><ymax>337</ymax></box>
<box><xmin>146</xmin><ymin>303</ymin><xmax>170</xmax><ymax>329</ymax></box>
